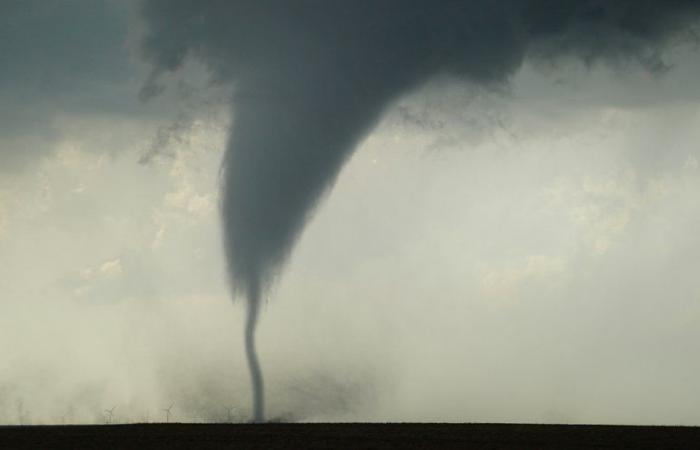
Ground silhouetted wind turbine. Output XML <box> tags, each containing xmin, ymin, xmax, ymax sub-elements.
<box><xmin>162</xmin><ymin>404</ymin><xmax>174</xmax><ymax>423</ymax></box>
<box><xmin>104</xmin><ymin>406</ymin><xmax>116</xmax><ymax>425</ymax></box>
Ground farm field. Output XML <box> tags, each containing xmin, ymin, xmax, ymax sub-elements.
<box><xmin>1</xmin><ymin>422</ymin><xmax>699</xmax><ymax>449</ymax></box>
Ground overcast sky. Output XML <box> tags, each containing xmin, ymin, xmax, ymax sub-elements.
<box><xmin>2</xmin><ymin>1</ymin><xmax>700</xmax><ymax>425</ymax></box>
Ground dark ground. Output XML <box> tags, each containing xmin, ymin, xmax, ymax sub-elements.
<box><xmin>1</xmin><ymin>423</ymin><xmax>699</xmax><ymax>449</ymax></box>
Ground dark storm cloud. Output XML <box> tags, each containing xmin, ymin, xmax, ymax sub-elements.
<box><xmin>0</xmin><ymin>0</ymin><xmax>135</xmax><ymax>170</ymax></box>
<box><xmin>0</xmin><ymin>0</ymin><xmax>190</xmax><ymax>172</ymax></box>
<box><xmin>139</xmin><ymin>0</ymin><xmax>700</xmax><ymax>303</ymax></box>
<box><xmin>0</xmin><ymin>1</ymin><xmax>131</xmax><ymax>93</ymax></box>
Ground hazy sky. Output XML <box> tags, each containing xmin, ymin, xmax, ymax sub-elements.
<box><xmin>2</xmin><ymin>1</ymin><xmax>700</xmax><ymax>425</ymax></box>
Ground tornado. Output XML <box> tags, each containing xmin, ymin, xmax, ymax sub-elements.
<box><xmin>220</xmin><ymin>76</ymin><xmax>408</xmax><ymax>421</ymax></box>
<box><xmin>241</xmin><ymin>276</ymin><xmax>264</xmax><ymax>422</ymax></box>
<box><xmin>140</xmin><ymin>0</ymin><xmax>700</xmax><ymax>422</ymax></box>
